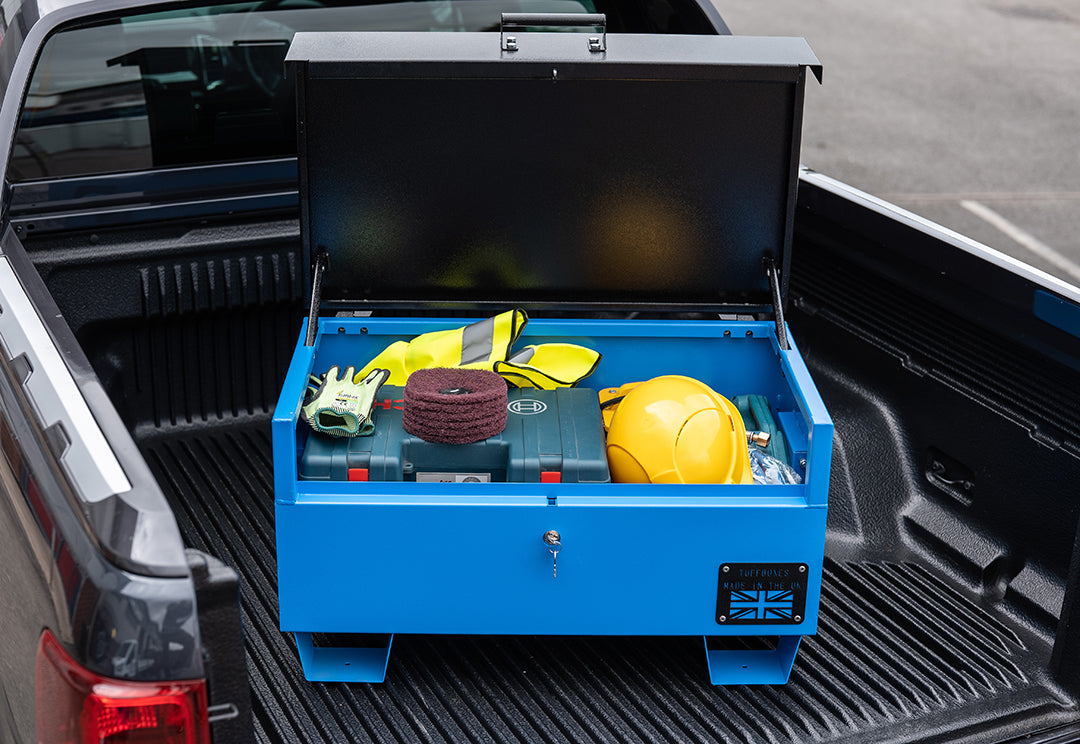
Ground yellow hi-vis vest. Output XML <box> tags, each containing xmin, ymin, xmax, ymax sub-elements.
<box><xmin>354</xmin><ymin>309</ymin><xmax>600</xmax><ymax>389</ymax></box>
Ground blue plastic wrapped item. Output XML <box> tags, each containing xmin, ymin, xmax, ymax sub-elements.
<box><xmin>750</xmin><ymin>448</ymin><xmax>804</xmax><ymax>485</ymax></box>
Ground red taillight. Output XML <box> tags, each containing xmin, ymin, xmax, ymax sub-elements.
<box><xmin>36</xmin><ymin>630</ymin><xmax>211</xmax><ymax>744</ymax></box>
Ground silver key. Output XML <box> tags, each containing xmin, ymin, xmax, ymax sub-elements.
<box><xmin>543</xmin><ymin>530</ymin><xmax>561</xmax><ymax>579</ymax></box>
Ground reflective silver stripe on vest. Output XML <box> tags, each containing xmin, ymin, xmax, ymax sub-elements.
<box><xmin>506</xmin><ymin>346</ymin><xmax>536</xmax><ymax>364</ymax></box>
<box><xmin>459</xmin><ymin>315</ymin><xmax>495</xmax><ymax>365</ymax></box>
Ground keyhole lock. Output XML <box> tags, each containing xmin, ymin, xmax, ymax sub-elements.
<box><xmin>543</xmin><ymin>530</ymin><xmax>561</xmax><ymax>579</ymax></box>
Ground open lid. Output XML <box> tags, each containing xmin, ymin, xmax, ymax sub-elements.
<box><xmin>287</xmin><ymin>25</ymin><xmax>821</xmax><ymax>314</ymax></box>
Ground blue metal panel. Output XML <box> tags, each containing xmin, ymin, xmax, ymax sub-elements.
<box><xmin>293</xmin><ymin>632</ymin><xmax>393</xmax><ymax>683</ymax></box>
<box><xmin>276</xmin><ymin>498</ymin><xmax>826</xmax><ymax>636</ymax></box>
<box><xmin>704</xmin><ymin>636</ymin><xmax>801</xmax><ymax>685</ymax></box>
<box><xmin>272</xmin><ymin>322</ymin><xmax>316</xmax><ymax>505</ymax></box>
<box><xmin>291</xmin><ymin>480</ymin><xmax>811</xmax><ymax>506</ymax></box>
<box><xmin>308</xmin><ymin>317</ymin><xmax>800</xmax><ymax>408</ymax></box>
<box><xmin>777</xmin><ymin>333</ymin><xmax>834</xmax><ymax>507</ymax></box>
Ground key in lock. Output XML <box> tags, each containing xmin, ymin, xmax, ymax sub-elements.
<box><xmin>543</xmin><ymin>530</ymin><xmax>561</xmax><ymax>579</ymax></box>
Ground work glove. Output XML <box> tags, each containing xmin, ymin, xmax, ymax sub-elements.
<box><xmin>302</xmin><ymin>366</ymin><xmax>390</xmax><ymax>437</ymax></box>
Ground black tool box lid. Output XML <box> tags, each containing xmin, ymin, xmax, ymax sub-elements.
<box><xmin>287</xmin><ymin>29</ymin><xmax>820</xmax><ymax>313</ymax></box>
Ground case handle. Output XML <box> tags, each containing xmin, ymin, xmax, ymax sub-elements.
<box><xmin>500</xmin><ymin>13</ymin><xmax>607</xmax><ymax>52</ymax></box>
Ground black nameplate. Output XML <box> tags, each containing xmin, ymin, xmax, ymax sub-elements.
<box><xmin>716</xmin><ymin>563</ymin><xmax>808</xmax><ymax>625</ymax></box>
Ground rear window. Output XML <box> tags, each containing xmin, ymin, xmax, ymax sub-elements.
<box><xmin>10</xmin><ymin>0</ymin><xmax>716</xmax><ymax>181</ymax></box>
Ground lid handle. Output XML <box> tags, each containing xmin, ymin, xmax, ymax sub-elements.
<box><xmin>500</xmin><ymin>13</ymin><xmax>607</xmax><ymax>52</ymax></box>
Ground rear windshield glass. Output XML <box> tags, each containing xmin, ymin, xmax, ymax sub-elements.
<box><xmin>10</xmin><ymin>0</ymin><xmax>715</xmax><ymax>181</ymax></box>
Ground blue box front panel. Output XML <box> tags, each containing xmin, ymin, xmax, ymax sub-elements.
<box><xmin>277</xmin><ymin>496</ymin><xmax>826</xmax><ymax>636</ymax></box>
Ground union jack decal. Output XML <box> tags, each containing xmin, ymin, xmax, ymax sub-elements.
<box><xmin>716</xmin><ymin>564</ymin><xmax>808</xmax><ymax>625</ymax></box>
<box><xmin>728</xmin><ymin>590</ymin><xmax>795</xmax><ymax>621</ymax></box>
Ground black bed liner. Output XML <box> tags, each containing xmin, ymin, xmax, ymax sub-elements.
<box><xmin>139</xmin><ymin>422</ymin><xmax>1074</xmax><ymax>744</ymax></box>
<box><xmin>127</xmin><ymin>229</ymin><xmax>1080</xmax><ymax>742</ymax></box>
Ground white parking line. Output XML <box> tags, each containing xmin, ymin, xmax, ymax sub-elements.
<box><xmin>959</xmin><ymin>199</ymin><xmax>1080</xmax><ymax>284</ymax></box>
<box><xmin>884</xmin><ymin>191</ymin><xmax>1080</xmax><ymax>202</ymax></box>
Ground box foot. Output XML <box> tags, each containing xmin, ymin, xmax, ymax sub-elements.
<box><xmin>703</xmin><ymin>635</ymin><xmax>800</xmax><ymax>685</ymax></box>
<box><xmin>293</xmin><ymin>632</ymin><xmax>394</xmax><ymax>682</ymax></box>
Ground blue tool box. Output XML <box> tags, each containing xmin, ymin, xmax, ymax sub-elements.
<box><xmin>300</xmin><ymin>386</ymin><xmax>611</xmax><ymax>483</ymax></box>
<box><xmin>274</xmin><ymin>23</ymin><xmax>831</xmax><ymax>685</ymax></box>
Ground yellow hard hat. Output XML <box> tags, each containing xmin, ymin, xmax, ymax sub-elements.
<box><xmin>606</xmin><ymin>376</ymin><xmax>753</xmax><ymax>485</ymax></box>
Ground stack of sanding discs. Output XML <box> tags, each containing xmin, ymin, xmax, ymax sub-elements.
<box><xmin>403</xmin><ymin>368</ymin><xmax>508</xmax><ymax>444</ymax></box>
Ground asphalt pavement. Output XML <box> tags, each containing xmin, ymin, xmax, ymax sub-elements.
<box><xmin>714</xmin><ymin>0</ymin><xmax>1080</xmax><ymax>286</ymax></box>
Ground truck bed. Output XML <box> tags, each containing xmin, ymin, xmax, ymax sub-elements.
<box><xmin>83</xmin><ymin>187</ymin><xmax>1080</xmax><ymax>742</ymax></box>
<box><xmin>141</xmin><ymin>417</ymin><xmax>1072</xmax><ymax>743</ymax></box>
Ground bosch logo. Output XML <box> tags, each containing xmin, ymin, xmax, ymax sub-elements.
<box><xmin>508</xmin><ymin>398</ymin><xmax>547</xmax><ymax>415</ymax></box>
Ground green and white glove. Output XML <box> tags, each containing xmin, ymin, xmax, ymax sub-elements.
<box><xmin>302</xmin><ymin>366</ymin><xmax>390</xmax><ymax>437</ymax></box>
